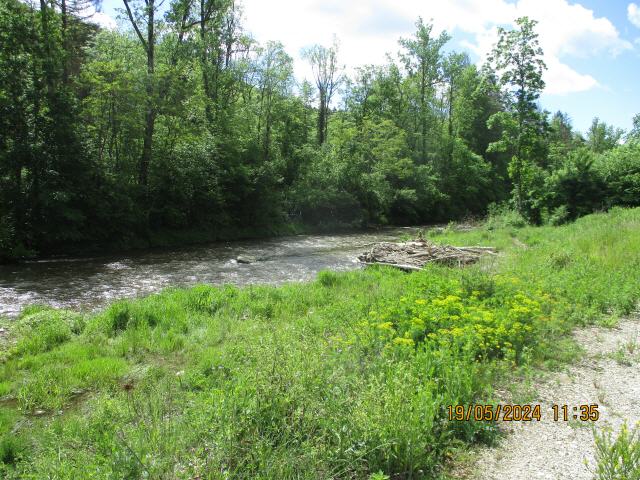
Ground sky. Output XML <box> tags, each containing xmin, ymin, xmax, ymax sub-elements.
<box><xmin>93</xmin><ymin>0</ymin><xmax>640</xmax><ymax>135</ymax></box>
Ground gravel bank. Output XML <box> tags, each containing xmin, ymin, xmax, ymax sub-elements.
<box><xmin>472</xmin><ymin>316</ymin><xmax>640</xmax><ymax>480</ymax></box>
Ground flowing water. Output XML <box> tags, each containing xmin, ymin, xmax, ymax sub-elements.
<box><xmin>0</xmin><ymin>227</ymin><xmax>426</xmax><ymax>318</ymax></box>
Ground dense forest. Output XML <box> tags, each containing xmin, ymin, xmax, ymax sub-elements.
<box><xmin>1</xmin><ymin>0</ymin><xmax>639</xmax><ymax>261</ymax></box>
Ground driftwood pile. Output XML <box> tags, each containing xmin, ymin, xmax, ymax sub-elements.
<box><xmin>358</xmin><ymin>239</ymin><xmax>497</xmax><ymax>271</ymax></box>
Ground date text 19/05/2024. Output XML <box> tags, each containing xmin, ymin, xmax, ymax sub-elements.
<box><xmin>447</xmin><ymin>404</ymin><xmax>600</xmax><ymax>422</ymax></box>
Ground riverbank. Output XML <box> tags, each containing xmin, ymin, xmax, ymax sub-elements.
<box><xmin>471</xmin><ymin>315</ymin><xmax>640</xmax><ymax>479</ymax></box>
<box><xmin>1</xmin><ymin>218</ymin><xmax>442</xmax><ymax>265</ymax></box>
<box><xmin>1</xmin><ymin>208</ymin><xmax>639</xmax><ymax>478</ymax></box>
<box><xmin>0</xmin><ymin>226</ymin><xmax>426</xmax><ymax>318</ymax></box>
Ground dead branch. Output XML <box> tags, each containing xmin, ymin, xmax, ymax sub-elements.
<box><xmin>357</xmin><ymin>238</ymin><xmax>497</xmax><ymax>270</ymax></box>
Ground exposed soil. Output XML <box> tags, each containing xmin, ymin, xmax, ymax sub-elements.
<box><xmin>471</xmin><ymin>316</ymin><xmax>640</xmax><ymax>480</ymax></box>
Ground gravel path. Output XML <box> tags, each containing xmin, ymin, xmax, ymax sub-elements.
<box><xmin>472</xmin><ymin>316</ymin><xmax>640</xmax><ymax>480</ymax></box>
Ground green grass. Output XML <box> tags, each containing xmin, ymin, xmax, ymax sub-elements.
<box><xmin>1</xmin><ymin>207</ymin><xmax>639</xmax><ymax>479</ymax></box>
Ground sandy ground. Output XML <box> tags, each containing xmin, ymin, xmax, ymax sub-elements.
<box><xmin>472</xmin><ymin>316</ymin><xmax>640</xmax><ymax>480</ymax></box>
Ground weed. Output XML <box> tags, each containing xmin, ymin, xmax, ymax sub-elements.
<box><xmin>609</xmin><ymin>340</ymin><xmax>639</xmax><ymax>366</ymax></box>
<box><xmin>592</xmin><ymin>422</ymin><xmax>640</xmax><ymax>480</ymax></box>
<box><xmin>317</xmin><ymin>269</ymin><xmax>341</xmax><ymax>287</ymax></box>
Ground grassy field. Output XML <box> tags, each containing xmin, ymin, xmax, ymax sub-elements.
<box><xmin>1</xmin><ymin>207</ymin><xmax>639</xmax><ymax>479</ymax></box>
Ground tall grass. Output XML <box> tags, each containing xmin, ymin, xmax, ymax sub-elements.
<box><xmin>1</xmin><ymin>207</ymin><xmax>639</xmax><ymax>479</ymax></box>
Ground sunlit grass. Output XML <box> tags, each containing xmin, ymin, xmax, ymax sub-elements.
<box><xmin>0</xmin><ymin>207</ymin><xmax>639</xmax><ymax>478</ymax></box>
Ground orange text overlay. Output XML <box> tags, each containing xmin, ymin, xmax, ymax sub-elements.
<box><xmin>447</xmin><ymin>404</ymin><xmax>600</xmax><ymax>422</ymax></box>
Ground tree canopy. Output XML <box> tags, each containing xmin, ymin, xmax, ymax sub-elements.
<box><xmin>0</xmin><ymin>2</ymin><xmax>637</xmax><ymax>260</ymax></box>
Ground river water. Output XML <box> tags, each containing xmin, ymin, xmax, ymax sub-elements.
<box><xmin>0</xmin><ymin>227</ymin><xmax>424</xmax><ymax>318</ymax></box>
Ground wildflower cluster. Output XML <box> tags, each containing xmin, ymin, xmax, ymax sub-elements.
<box><xmin>362</xmin><ymin>274</ymin><xmax>554</xmax><ymax>363</ymax></box>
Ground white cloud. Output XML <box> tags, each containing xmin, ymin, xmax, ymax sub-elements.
<box><xmin>77</xmin><ymin>3</ymin><xmax>117</xmax><ymax>30</ymax></box>
<box><xmin>240</xmin><ymin>0</ymin><xmax>409</xmax><ymax>85</ymax></box>
<box><xmin>89</xmin><ymin>11</ymin><xmax>117</xmax><ymax>30</ymax></box>
<box><xmin>241</xmin><ymin>0</ymin><xmax>631</xmax><ymax>96</ymax></box>
<box><xmin>437</xmin><ymin>0</ymin><xmax>631</xmax><ymax>94</ymax></box>
<box><xmin>629</xmin><ymin>3</ymin><xmax>640</xmax><ymax>28</ymax></box>
<box><xmin>517</xmin><ymin>0</ymin><xmax>631</xmax><ymax>58</ymax></box>
<box><xmin>543</xmin><ymin>57</ymin><xmax>599</xmax><ymax>94</ymax></box>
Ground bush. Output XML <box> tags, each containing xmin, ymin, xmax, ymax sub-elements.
<box><xmin>542</xmin><ymin>149</ymin><xmax>606</xmax><ymax>222</ymax></box>
<box><xmin>435</xmin><ymin>139</ymin><xmax>492</xmax><ymax>219</ymax></box>
<box><xmin>485</xmin><ymin>203</ymin><xmax>527</xmax><ymax>230</ymax></box>
<box><xmin>547</xmin><ymin>205</ymin><xmax>570</xmax><ymax>226</ymax></box>
<box><xmin>592</xmin><ymin>422</ymin><xmax>640</xmax><ymax>480</ymax></box>
<box><xmin>594</xmin><ymin>143</ymin><xmax>640</xmax><ymax>209</ymax></box>
<box><xmin>359</xmin><ymin>272</ymin><xmax>549</xmax><ymax>364</ymax></box>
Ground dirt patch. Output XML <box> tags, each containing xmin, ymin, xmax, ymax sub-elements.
<box><xmin>471</xmin><ymin>316</ymin><xmax>640</xmax><ymax>480</ymax></box>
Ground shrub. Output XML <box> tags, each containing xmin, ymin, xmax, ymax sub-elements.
<box><xmin>592</xmin><ymin>422</ymin><xmax>640</xmax><ymax>480</ymax></box>
<box><xmin>0</xmin><ymin>434</ymin><xmax>27</xmax><ymax>466</ymax></box>
<box><xmin>547</xmin><ymin>205</ymin><xmax>570</xmax><ymax>226</ymax></box>
<box><xmin>542</xmin><ymin>149</ymin><xmax>606</xmax><ymax>222</ymax></box>
<box><xmin>359</xmin><ymin>273</ymin><xmax>550</xmax><ymax>364</ymax></box>
<box><xmin>485</xmin><ymin>203</ymin><xmax>527</xmax><ymax>230</ymax></box>
<box><xmin>594</xmin><ymin>143</ymin><xmax>640</xmax><ymax>209</ymax></box>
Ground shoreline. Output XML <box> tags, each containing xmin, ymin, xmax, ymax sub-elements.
<box><xmin>1</xmin><ymin>208</ymin><xmax>638</xmax><ymax>478</ymax></box>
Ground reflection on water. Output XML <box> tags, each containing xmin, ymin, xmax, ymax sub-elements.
<box><xmin>0</xmin><ymin>227</ymin><xmax>424</xmax><ymax>318</ymax></box>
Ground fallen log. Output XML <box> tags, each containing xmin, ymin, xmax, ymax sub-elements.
<box><xmin>359</xmin><ymin>261</ymin><xmax>425</xmax><ymax>272</ymax></box>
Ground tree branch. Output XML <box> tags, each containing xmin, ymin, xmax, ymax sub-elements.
<box><xmin>123</xmin><ymin>0</ymin><xmax>148</xmax><ymax>53</ymax></box>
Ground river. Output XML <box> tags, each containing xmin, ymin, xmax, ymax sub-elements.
<box><xmin>0</xmin><ymin>227</ymin><xmax>425</xmax><ymax>318</ymax></box>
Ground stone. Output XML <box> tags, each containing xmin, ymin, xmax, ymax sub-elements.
<box><xmin>236</xmin><ymin>255</ymin><xmax>256</xmax><ymax>264</ymax></box>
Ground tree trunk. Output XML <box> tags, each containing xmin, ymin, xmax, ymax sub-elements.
<box><xmin>420</xmin><ymin>60</ymin><xmax>427</xmax><ymax>163</ymax></box>
<box><xmin>200</xmin><ymin>0</ymin><xmax>214</xmax><ymax>125</ymax></box>
<box><xmin>61</xmin><ymin>0</ymin><xmax>69</xmax><ymax>85</ymax></box>
<box><xmin>317</xmin><ymin>91</ymin><xmax>326</xmax><ymax>145</ymax></box>
<box><xmin>448</xmin><ymin>81</ymin><xmax>454</xmax><ymax>164</ymax></box>
<box><xmin>139</xmin><ymin>0</ymin><xmax>155</xmax><ymax>186</ymax></box>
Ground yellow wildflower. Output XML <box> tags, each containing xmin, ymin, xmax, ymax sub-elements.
<box><xmin>393</xmin><ymin>337</ymin><xmax>415</xmax><ymax>346</ymax></box>
<box><xmin>376</xmin><ymin>322</ymin><xmax>394</xmax><ymax>331</ymax></box>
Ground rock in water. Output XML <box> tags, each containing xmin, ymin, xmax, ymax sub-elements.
<box><xmin>236</xmin><ymin>255</ymin><xmax>256</xmax><ymax>264</ymax></box>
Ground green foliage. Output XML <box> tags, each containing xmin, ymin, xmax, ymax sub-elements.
<box><xmin>586</xmin><ymin>118</ymin><xmax>624</xmax><ymax>154</ymax></box>
<box><xmin>301</xmin><ymin>40</ymin><xmax>341</xmax><ymax>145</ymax></box>
<box><xmin>1</xmin><ymin>0</ymin><xmax>637</xmax><ymax>259</ymax></box>
<box><xmin>627</xmin><ymin>114</ymin><xmax>640</xmax><ymax>144</ymax></box>
<box><xmin>0</xmin><ymin>433</ymin><xmax>27</xmax><ymax>467</ymax></box>
<box><xmin>542</xmin><ymin>148</ymin><xmax>606</xmax><ymax>222</ymax></box>
<box><xmin>317</xmin><ymin>270</ymin><xmax>342</xmax><ymax>287</ymax></box>
<box><xmin>13</xmin><ymin>307</ymin><xmax>85</xmax><ymax>355</ymax></box>
<box><xmin>361</xmin><ymin>271</ymin><xmax>548</xmax><ymax>364</ymax></box>
<box><xmin>485</xmin><ymin>203</ymin><xmax>527</xmax><ymax>230</ymax></box>
<box><xmin>547</xmin><ymin>205</ymin><xmax>570</xmax><ymax>226</ymax></box>
<box><xmin>594</xmin><ymin>143</ymin><xmax>640</xmax><ymax>208</ymax></box>
<box><xmin>592</xmin><ymin>422</ymin><xmax>640</xmax><ymax>480</ymax></box>
<box><xmin>487</xmin><ymin>17</ymin><xmax>548</xmax><ymax>217</ymax></box>
<box><xmin>1</xmin><ymin>0</ymin><xmax>640</xmax><ymax>474</ymax></box>
<box><xmin>436</xmin><ymin>139</ymin><xmax>493</xmax><ymax>218</ymax></box>
<box><xmin>2</xmin><ymin>208</ymin><xmax>640</xmax><ymax>478</ymax></box>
